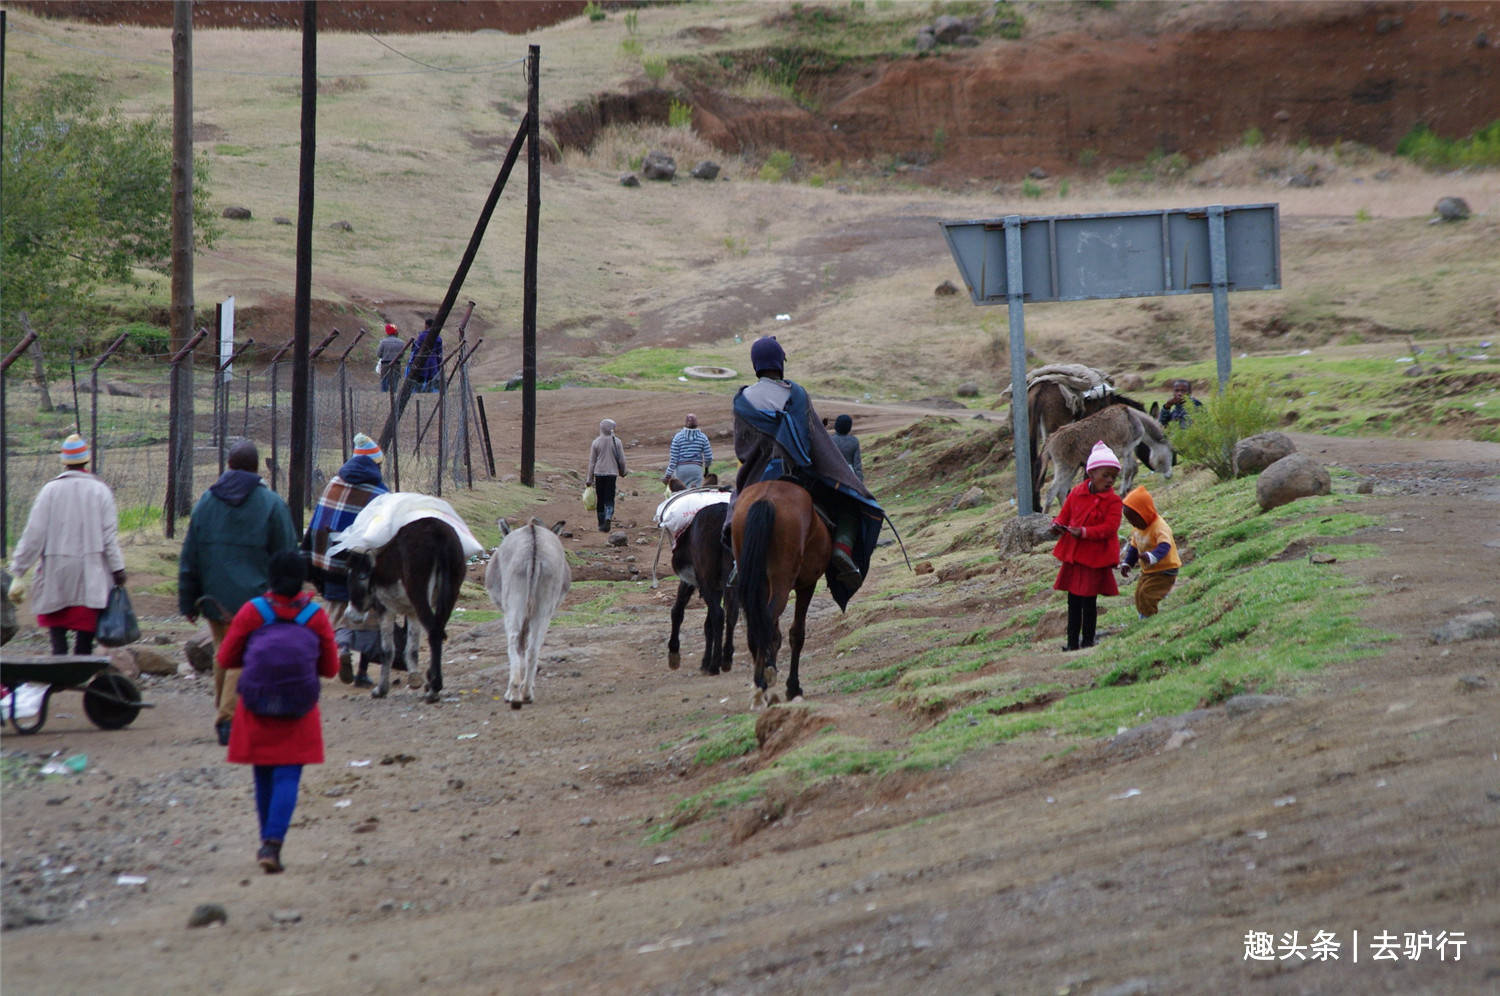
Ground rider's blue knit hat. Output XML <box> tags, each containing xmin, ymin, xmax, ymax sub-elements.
<box><xmin>750</xmin><ymin>336</ymin><xmax>785</xmax><ymax>375</ymax></box>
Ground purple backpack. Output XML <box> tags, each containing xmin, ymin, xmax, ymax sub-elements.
<box><xmin>236</xmin><ymin>597</ymin><xmax>322</xmax><ymax>718</ymax></box>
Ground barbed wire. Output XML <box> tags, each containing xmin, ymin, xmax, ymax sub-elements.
<box><xmin>7</xmin><ymin>21</ymin><xmax>529</xmax><ymax>78</ymax></box>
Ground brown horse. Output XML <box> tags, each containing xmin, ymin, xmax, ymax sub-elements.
<box><xmin>732</xmin><ymin>480</ymin><xmax>831</xmax><ymax>708</ymax></box>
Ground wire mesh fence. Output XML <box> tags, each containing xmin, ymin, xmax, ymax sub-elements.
<box><xmin>2</xmin><ymin>335</ymin><xmax>494</xmax><ymax>552</ymax></box>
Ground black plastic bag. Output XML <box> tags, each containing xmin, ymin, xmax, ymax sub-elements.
<box><xmin>96</xmin><ymin>585</ymin><xmax>140</xmax><ymax>647</ymax></box>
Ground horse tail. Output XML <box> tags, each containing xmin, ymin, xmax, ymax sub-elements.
<box><xmin>737</xmin><ymin>498</ymin><xmax>776</xmax><ymax>659</ymax></box>
<box><xmin>416</xmin><ymin>524</ymin><xmax>465</xmax><ymax>642</ymax></box>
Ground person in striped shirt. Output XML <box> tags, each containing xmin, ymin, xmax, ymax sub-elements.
<box><xmin>663</xmin><ymin>413</ymin><xmax>713</xmax><ymax>490</ymax></box>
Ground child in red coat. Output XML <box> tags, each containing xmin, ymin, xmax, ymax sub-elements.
<box><xmin>1050</xmin><ymin>441</ymin><xmax>1124</xmax><ymax>651</ymax></box>
<box><xmin>218</xmin><ymin>550</ymin><xmax>339</xmax><ymax>873</ymax></box>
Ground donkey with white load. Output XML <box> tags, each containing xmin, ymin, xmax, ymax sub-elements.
<box><xmin>331</xmin><ymin>493</ymin><xmax>484</xmax><ymax>703</ymax></box>
<box><xmin>484</xmin><ymin>518</ymin><xmax>571</xmax><ymax>709</ymax></box>
<box><xmin>1040</xmin><ymin>404</ymin><xmax>1174</xmax><ymax>512</ymax></box>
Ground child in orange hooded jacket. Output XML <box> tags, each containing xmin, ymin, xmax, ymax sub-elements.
<box><xmin>1050</xmin><ymin>441</ymin><xmax>1124</xmax><ymax>651</ymax></box>
<box><xmin>1118</xmin><ymin>485</ymin><xmax>1181</xmax><ymax>617</ymax></box>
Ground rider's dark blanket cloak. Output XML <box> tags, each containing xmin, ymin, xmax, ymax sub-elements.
<box><xmin>732</xmin><ymin>380</ymin><xmax>884</xmax><ymax>610</ymax></box>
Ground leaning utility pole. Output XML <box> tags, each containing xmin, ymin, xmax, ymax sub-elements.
<box><xmin>288</xmin><ymin>0</ymin><xmax>316</xmax><ymax>533</ymax></box>
<box><xmin>169</xmin><ymin>0</ymin><xmax>196</xmax><ymax>516</ymax></box>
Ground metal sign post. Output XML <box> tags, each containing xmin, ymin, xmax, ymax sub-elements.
<box><xmin>942</xmin><ymin>203</ymin><xmax>1280</xmax><ymax>514</ymax></box>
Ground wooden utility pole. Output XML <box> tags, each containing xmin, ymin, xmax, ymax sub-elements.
<box><xmin>169</xmin><ymin>0</ymin><xmax>196</xmax><ymax>516</ymax></box>
<box><xmin>288</xmin><ymin>0</ymin><xmax>317</xmax><ymax>533</ymax></box>
<box><xmin>521</xmin><ymin>44</ymin><xmax>540</xmax><ymax>486</ymax></box>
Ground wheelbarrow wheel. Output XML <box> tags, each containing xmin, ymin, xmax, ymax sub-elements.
<box><xmin>5</xmin><ymin>687</ymin><xmax>51</xmax><ymax>735</ymax></box>
<box><xmin>83</xmin><ymin>672</ymin><xmax>142</xmax><ymax>730</ymax></box>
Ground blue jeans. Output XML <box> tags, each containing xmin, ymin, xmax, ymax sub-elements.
<box><xmin>253</xmin><ymin>764</ymin><xmax>303</xmax><ymax>843</ymax></box>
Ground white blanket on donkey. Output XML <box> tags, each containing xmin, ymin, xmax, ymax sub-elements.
<box><xmin>327</xmin><ymin>492</ymin><xmax>485</xmax><ymax>560</ymax></box>
<box><xmin>653</xmin><ymin>489</ymin><xmax>730</xmax><ymax>542</ymax></box>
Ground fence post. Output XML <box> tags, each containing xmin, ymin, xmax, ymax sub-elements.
<box><xmin>305</xmin><ymin>329</ymin><xmax>340</xmax><ymax>507</ymax></box>
<box><xmin>336</xmin><ymin>327</ymin><xmax>367</xmax><ymax>461</ymax></box>
<box><xmin>267</xmin><ymin>337</ymin><xmax>294</xmax><ymax>492</ymax></box>
<box><xmin>216</xmin><ymin>340</ymin><xmax>255</xmax><ymax>475</ymax></box>
<box><xmin>164</xmin><ymin>327</ymin><xmax>209</xmax><ymax>539</ymax></box>
<box><xmin>89</xmin><ymin>332</ymin><xmax>131</xmax><ymax>478</ymax></box>
<box><xmin>2</xmin><ymin>329</ymin><xmax>42</xmax><ymax>557</ymax></box>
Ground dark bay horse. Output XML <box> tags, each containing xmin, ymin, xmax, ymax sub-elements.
<box><xmin>732</xmin><ymin>480</ymin><xmax>831</xmax><ymax>708</ymax></box>
<box><xmin>667</xmin><ymin>501</ymin><xmax>738</xmax><ymax>676</ymax></box>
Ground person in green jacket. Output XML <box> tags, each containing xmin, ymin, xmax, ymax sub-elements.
<box><xmin>179</xmin><ymin>440</ymin><xmax>298</xmax><ymax>745</ymax></box>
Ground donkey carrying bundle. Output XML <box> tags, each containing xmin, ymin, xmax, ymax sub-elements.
<box><xmin>484</xmin><ymin>518</ymin><xmax>571</xmax><ymax>709</ymax></box>
<box><xmin>1017</xmin><ymin>364</ymin><xmax>1148</xmax><ymax>512</ymax></box>
<box><xmin>1039</xmin><ymin>404</ymin><xmax>1173</xmax><ymax>512</ymax></box>
<box><xmin>330</xmin><ymin>493</ymin><xmax>483</xmax><ymax>702</ymax></box>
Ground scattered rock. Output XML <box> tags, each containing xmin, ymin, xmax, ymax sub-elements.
<box><xmin>955</xmin><ymin>382</ymin><xmax>980</xmax><ymax>397</ymax></box>
<box><xmin>184</xmin><ymin>630</ymin><xmax>216</xmax><ymax>673</ymax></box>
<box><xmin>187</xmin><ymin>903</ymin><xmax>228</xmax><ymax>928</ymax></box>
<box><xmin>108</xmin><ymin>648</ymin><xmax>142</xmax><ymax>680</ymax></box>
<box><xmin>641</xmin><ymin>150</ymin><xmax>676</xmax><ymax>181</ymax></box>
<box><xmin>222</xmin><ymin>206</ymin><xmax>252</xmax><ymax>220</ymax></box>
<box><xmin>619</xmin><ymin>173</ymin><xmax>640</xmax><ymax>187</ymax></box>
<box><xmin>131</xmin><ymin>646</ymin><xmax>177</xmax><ymax>676</ymax></box>
<box><xmin>1232</xmin><ymin>431</ymin><xmax>1296</xmax><ymax>477</ymax></box>
<box><xmin>607</xmin><ymin>531</ymin><xmax>629</xmax><ymax>547</ymax></box>
<box><xmin>1356</xmin><ymin>479</ymin><xmax>1374</xmax><ymax>494</ymax></box>
<box><xmin>376</xmin><ymin>898</ymin><xmax>398</xmax><ymax>913</ymax></box>
<box><xmin>1287</xmin><ymin>172</ymin><xmax>1321</xmax><ymax>188</ymax></box>
<box><xmin>273</xmin><ymin>216</ymin><xmax>293</xmax><ymax>225</ymax></box>
<box><xmin>329</xmin><ymin>220</ymin><xmax>354</xmax><ymax>232</ymax></box>
<box><xmin>950</xmin><ymin>486</ymin><xmax>986</xmax><ymax>510</ymax></box>
<box><xmin>934</xmin><ymin>279</ymin><xmax>960</xmax><ymax>297</ymax></box>
<box><xmin>1223</xmin><ymin>694</ymin><xmax>1292</xmax><ymax>717</ymax></box>
<box><xmin>525</xmin><ymin>877</ymin><xmax>552</xmax><ymax>900</ymax></box>
<box><xmin>913</xmin><ymin>30</ymin><xmax>937</xmax><ymax>52</ymax></box>
<box><xmin>1027</xmin><ymin>166</ymin><xmax>1048</xmax><ymax>180</ymax></box>
<box><xmin>914</xmin><ymin>561</ymin><xmax>934</xmax><ymax>575</ymax></box>
<box><xmin>1114</xmin><ymin>372</ymin><xmax>1145</xmax><ymax>392</ymax></box>
<box><xmin>996</xmin><ymin>513</ymin><xmax>1057</xmax><ymax>555</ymax></box>
<box><xmin>1375</xmin><ymin>14</ymin><xmax>1403</xmax><ymax>34</ymax></box>
<box><xmin>104</xmin><ymin>381</ymin><xmax>143</xmax><ymax>397</ymax></box>
<box><xmin>1403</xmin><ymin>364</ymin><xmax>1426</xmax><ymax>377</ymax></box>
<box><xmin>578</xmin><ymin>816</ymin><xmax>595</xmax><ymax>826</ymax></box>
<box><xmin>1455</xmin><ymin>675</ymin><xmax>1488</xmax><ymax>693</ymax></box>
<box><xmin>1309</xmin><ymin>552</ymin><xmax>1338</xmax><ymax>564</ymax></box>
<box><xmin>1434</xmin><ymin>196</ymin><xmax>1471</xmax><ymax>222</ymax></box>
<box><xmin>1255</xmin><ymin>453</ymin><xmax>1331</xmax><ymax>511</ymax></box>
<box><xmin>269</xmin><ymin>908</ymin><xmax>302</xmax><ymax>924</ymax></box>
<box><xmin>931</xmin><ymin>14</ymin><xmax>968</xmax><ymax>43</ymax></box>
<box><xmin>689</xmin><ymin>160</ymin><xmax>720</xmax><ymax>180</ymax></box>
<box><xmin>1430</xmin><ymin>611</ymin><xmax>1499</xmax><ymax>645</ymax></box>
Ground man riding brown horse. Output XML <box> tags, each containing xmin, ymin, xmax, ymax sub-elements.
<box><xmin>728</xmin><ymin>336</ymin><xmax>885</xmax><ymax>609</ymax></box>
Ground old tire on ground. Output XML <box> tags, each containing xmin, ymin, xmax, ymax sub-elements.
<box><xmin>683</xmin><ymin>366</ymin><xmax>737</xmax><ymax>380</ymax></box>
<box><xmin>83</xmin><ymin>672</ymin><xmax>142</xmax><ymax>730</ymax></box>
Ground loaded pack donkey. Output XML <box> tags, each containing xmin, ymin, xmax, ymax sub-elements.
<box><xmin>484</xmin><ymin>518</ymin><xmax>571</xmax><ymax>709</ymax></box>
<box><xmin>1039</xmin><ymin>404</ymin><xmax>1174</xmax><ymax>512</ymax></box>
<box><xmin>1019</xmin><ymin>364</ymin><xmax>1152</xmax><ymax>512</ymax></box>
<box><xmin>335</xmin><ymin>493</ymin><xmax>480</xmax><ymax>703</ymax></box>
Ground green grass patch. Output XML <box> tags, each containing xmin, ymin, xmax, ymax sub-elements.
<box><xmin>553</xmin><ymin>582</ymin><xmax>629</xmax><ymax>627</ymax></box>
<box><xmin>1396</xmin><ymin>120</ymin><xmax>1500</xmax><ymax>168</ymax></box>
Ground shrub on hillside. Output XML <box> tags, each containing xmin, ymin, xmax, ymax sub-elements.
<box><xmin>1169</xmin><ymin>381</ymin><xmax>1280</xmax><ymax>481</ymax></box>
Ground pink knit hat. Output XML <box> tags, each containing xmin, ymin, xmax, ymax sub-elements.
<box><xmin>60</xmin><ymin>433</ymin><xmax>91</xmax><ymax>465</ymax></box>
<box><xmin>1085</xmin><ymin>440</ymin><xmax>1121</xmax><ymax>471</ymax></box>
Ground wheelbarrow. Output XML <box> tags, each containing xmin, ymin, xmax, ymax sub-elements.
<box><xmin>1</xmin><ymin>655</ymin><xmax>151</xmax><ymax>734</ymax></box>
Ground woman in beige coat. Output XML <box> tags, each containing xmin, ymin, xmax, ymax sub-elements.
<box><xmin>8</xmin><ymin>434</ymin><xmax>127</xmax><ymax>655</ymax></box>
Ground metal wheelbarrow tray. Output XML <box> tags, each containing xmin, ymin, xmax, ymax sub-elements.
<box><xmin>1</xmin><ymin>655</ymin><xmax>151</xmax><ymax>734</ymax></box>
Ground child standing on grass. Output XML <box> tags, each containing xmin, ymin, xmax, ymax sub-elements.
<box><xmin>1050</xmin><ymin>442</ymin><xmax>1124</xmax><ymax>651</ymax></box>
<box><xmin>1118</xmin><ymin>485</ymin><xmax>1181</xmax><ymax>618</ymax></box>
<box><xmin>218</xmin><ymin>551</ymin><xmax>339</xmax><ymax>874</ymax></box>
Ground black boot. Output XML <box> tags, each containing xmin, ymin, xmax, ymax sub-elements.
<box><xmin>830</xmin><ymin>513</ymin><xmax>863</xmax><ymax>590</ymax></box>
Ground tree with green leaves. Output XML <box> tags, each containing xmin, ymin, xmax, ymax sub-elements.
<box><xmin>2</xmin><ymin>73</ymin><xmax>218</xmax><ymax>354</ymax></box>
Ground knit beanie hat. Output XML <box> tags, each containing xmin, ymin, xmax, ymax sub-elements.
<box><xmin>384</xmin><ymin>323</ymin><xmax>398</xmax><ymax>336</ymax></box>
<box><xmin>1085</xmin><ymin>440</ymin><xmax>1121</xmax><ymax>471</ymax></box>
<box><xmin>750</xmin><ymin>336</ymin><xmax>786</xmax><ymax>376</ymax></box>
<box><xmin>352</xmin><ymin>432</ymin><xmax>383</xmax><ymax>463</ymax></box>
<box><xmin>60</xmin><ymin>433</ymin><xmax>90</xmax><ymax>465</ymax></box>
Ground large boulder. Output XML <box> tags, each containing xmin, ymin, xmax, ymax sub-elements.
<box><xmin>1430</xmin><ymin>612</ymin><xmax>1499</xmax><ymax>644</ymax></box>
<box><xmin>1256</xmin><ymin>453</ymin><xmax>1331</xmax><ymax>511</ymax></box>
<box><xmin>931</xmin><ymin>14</ymin><xmax>968</xmax><ymax>43</ymax></box>
<box><xmin>689</xmin><ymin>160</ymin><xmax>720</xmax><ymax>180</ymax></box>
<box><xmin>1434</xmin><ymin>196</ymin><xmax>1471</xmax><ymax>222</ymax></box>
<box><xmin>996</xmin><ymin>513</ymin><xmax>1057</xmax><ymax>554</ymax></box>
<box><xmin>641</xmin><ymin>150</ymin><xmax>676</xmax><ymax>181</ymax></box>
<box><xmin>1233</xmin><ymin>431</ymin><xmax>1297</xmax><ymax>477</ymax></box>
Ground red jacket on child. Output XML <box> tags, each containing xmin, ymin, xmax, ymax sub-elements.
<box><xmin>1052</xmin><ymin>481</ymin><xmax>1124</xmax><ymax>568</ymax></box>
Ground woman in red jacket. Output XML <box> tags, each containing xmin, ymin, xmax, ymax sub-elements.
<box><xmin>1050</xmin><ymin>441</ymin><xmax>1124</xmax><ymax>652</ymax></box>
<box><xmin>217</xmin><ymin>551</ymin><xmax>339</xmax><ymax>873</ymax></box>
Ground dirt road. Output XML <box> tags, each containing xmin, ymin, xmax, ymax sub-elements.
<box><xmin>3</xmin><ymin>397</ymin><xmax>1497</xmax><ymax>994</ymax></box>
